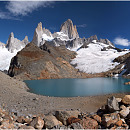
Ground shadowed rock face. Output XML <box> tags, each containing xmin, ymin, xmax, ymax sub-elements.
<box><xmin>8</xmin><ymin>42</ymin><xmax>87</xmax><ymax>80</ymax></box>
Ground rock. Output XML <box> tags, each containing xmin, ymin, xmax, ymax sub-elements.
<box><xmin>29</xmin><ymin>116</ymin><xmax>44</xmax><ymax>129</ymax></box>
<box><xmin>122</xmin><ymin>95</ymin><xmax>130</xmax><ymax>104</ymax></box>
<box><xmin>55</xmin><ymin>110</ymin><xmax>80</xmax><ymax>125</ymax></box>
<box><xmin>119</xmin><ymin>107</ymin><xmax>129</xmax><ymax>118</ymax></box>
<box><xmin>68</xmin><ymin>122</ymin><xmax>83</xmax><ymax>129</ymax></box>
<box><xmin>124</xmin><ymin>82</ymin><xmax>130</xmax><ymax>85</ymax></box>
<box><xmin>44</xmin><ymin>115</ymin><xmax>62</xmax><ymax>129</ymax></box>
<box><xmin>115</xmin><ymin>120</ymin><xmax>123</xmax><ymax>127</ymax></box>
<box><xmin>107</xmin><ymin>96</ymin><xmax>120</xmax><ymax>112</ymax></box>
<box><xmin>16</xmin><ymin>116</ymin><xmax>25</xmax><ymax>123</ymax></box>
<box><xmin>66</xmin><ymin>116</ymin><xmax>81</xmax><ymax>125</ymax></box>
<box><xmin>79</xmin><ymin>117</ymin><xmax>98</xmax><ymax>129</ymax></box>
<box><xmin>19</xmin><ymin>125</ymin><xmax>35</xmax><ymax>129</ymax></box>
<box><xmin>60</xmin><ymin>19</ymin><xmax>79</xmax><ymax>39</ymax></box>
<box><xmin>120</xmin><ymin>105</ymin><xmax>126</xmax><ymax>110</ymax></box>
<box><xmin>91</xmin><ymin>114</ymin><xmax>101</xmax><ymax>123</ymax></box>
<box><xmin>116</xmin><ymin>98</ymin><xmax>122</xmax><ymax>103</ymax></box>
<box><xmin>102</xmin><ymin>113</ymin><xmax>120</xmax><ymax>128</ymax></box>
<box><xmin>1</xmin><ymin>119</ymin><xmax>14</xmax><ymax>129</ymax></box>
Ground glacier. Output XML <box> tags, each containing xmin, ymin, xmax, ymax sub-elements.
<box><xmin>71</xmin><ymin>41</ymin><xmax>129</xmax><ymax>74</ymax></box>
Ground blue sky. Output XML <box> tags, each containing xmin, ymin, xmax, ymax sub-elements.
<box><xmin>0</xmin><ymin>1</ymin><xmax>130</xmax><ymax>49</ymax></box>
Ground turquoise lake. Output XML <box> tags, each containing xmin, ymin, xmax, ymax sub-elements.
<box><xmin>25</xmin><ymin>78</ymin><xmax>130</xmax><ymax>97</ymax></box>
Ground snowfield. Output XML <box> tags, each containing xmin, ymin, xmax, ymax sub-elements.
<box><xmin>0</xmin><ymin>47</ymin><xmax>20</xmax><ymax>71</ymax></box>
<box><xmin>71</xmin><ymin>42</ymin><xmax>129</xmax><ymax>74</ymax></box>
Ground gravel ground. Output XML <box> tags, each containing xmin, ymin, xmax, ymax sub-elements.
<box><xmin>0</xmin><ymin>71</ymin><xmax>129</xmax><ymax>116</ymax></box>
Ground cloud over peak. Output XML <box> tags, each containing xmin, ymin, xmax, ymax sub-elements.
<box><xmin>114</xmin><ymin>37</ymin><xmax>130</xmax><ymax>46</ymax></box>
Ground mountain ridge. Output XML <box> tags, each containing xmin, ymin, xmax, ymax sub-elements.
<box><xmin>0</xmin><ymin>19</ymin><xmax>129</xmax><ymax>79</ymax></box>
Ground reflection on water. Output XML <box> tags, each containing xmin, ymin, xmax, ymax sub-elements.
<box><xmin>25</xmin><ymin>78</ymin><xmax>130</xmax><ymax>97</ymax></box>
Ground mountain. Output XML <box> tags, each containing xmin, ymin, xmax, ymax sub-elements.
<box><xmin>8</xmin><ymin>42</ymin><xmax>88</xmax><ymax>80</ymax></box>
<box><xmin>0</xmin><ymin>33</ymin><xmax>29</xmax><ymax>71</ymax></box>
<box><xmin>0</xmin><ymin>19</ymin><xmax>129</xmax><ymax>78</ymax></box>
<box><xmin>59</xmin><ymin>19</ymin><xmax>79</xmax><ymax>39</ymax></box>
<box><xmin>32</xmin><ymin>22</ymin><xmax>53</xmax><ymax>47</ymax></box>
<box><xmin>6</xmin><ymin>32</ymin><xmax>29</xmax><ymax>53</ymax></box>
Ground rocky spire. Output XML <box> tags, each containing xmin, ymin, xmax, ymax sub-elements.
<box><xmin>32</xmin><ymin>22</ymin><xmax>53</xmax><ymax>47</ymax></box>
<box><xmin>32</xmin><ymin>22</ymin><xmax>43</xmax><ymax>47</ymax></box>
<box><xmin>23</xmin><ymin>36</ymin><xmax>29</xmax><ymax>45</ymax></box>
<box><xmin>6</xmin><ymin>32</ymin><xmax>28</xmax><ymax>53</ymax></box>
<box><xmin>60</xmin><ymin>19</ymin><xmax>79</xmax><ymax>39</ymax></box>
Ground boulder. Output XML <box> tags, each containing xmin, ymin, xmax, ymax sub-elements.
<box><xmin>19</xmin><ymin>125</ymin><xmax>35</xmax><ymax>129</ymax></box>
<box><xmin>102</xmin><ymin>113</ymin><xmax>120</xmax><ymax>128</ymax></box>
<box><xmin>29</xmin><ymin>116</ymin><xmax>44</xmax><ymax>129</ymax></box>
<box><xmin>66</xmin><ymin>116</ymin><xmax>81</xmax><ymax>125</ymax></box>
<box><xmin>44</xmin><ymin>115</ymin><xmax>62</xmax><ymax>129</ymax></box>
<box><xmin>79</xmin><ymin>117</ymin><xmax>98</xmax><ymax>129</ymax></box>
<box><xmin>55</xmin><ymin>110</ymin><xmax>80</xmax><ymax>125</ymax></box>
<box><xmin>91</xmin><ymin>114</ymin><xmax>101</xmax><ymax>123</ymax></box>
<box><xmin>68</xmin><ymin>122</ymin><xmax>83</xmax><ymax>129</ymax></box>
<box><xmin>115</xmin><ymin>120</ymin><xmax>123</xmax><ymax>127</ymax></box>
<box><xmin>107</xmin><ymin>96</ymin><xmax>120</xmax><ymax>112</ymax></box>
<box><xmin>119</xmin><ymin>107</ymin><xmax>129</xmax><ymax>118</ymax></box>
<box><xmin>122</xmin><ymin>95</ymin><xmax>130</xmax><ymax>104</ymax></box>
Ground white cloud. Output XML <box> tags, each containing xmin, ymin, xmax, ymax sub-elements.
<box><xmin>77</xmin><ymin>24</ymin><xmax>87</xmax><ymax>28</ymax></box>
<box><xmin>6</xmin><ymin>1</ymin><xmax>54</xmax><ymax>16</ymax></box>
<box><xmin>114</xmin><ymin>37</ymin><xmax>130</xmax><ymax>46</ymax></box>
<box><xmin>0</xmin><ymin>11</ymin><xmax>20</xmax><ymax>20</ymax></box>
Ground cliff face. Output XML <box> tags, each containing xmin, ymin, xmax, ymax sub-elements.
<box><xmin>8</xmin><ymin>42</ymin><xmax>88</xmax><ymax>80</ymax></box>
<box><xmin>105</xmin><ymin>52</ymin><xmax>130</xmax><ymax>78</ymax></box>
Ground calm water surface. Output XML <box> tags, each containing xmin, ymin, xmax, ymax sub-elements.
<box><xmin>25</xmin><ymin>78</ymin><xmax>130</xmax><ymax>97</ymax></box>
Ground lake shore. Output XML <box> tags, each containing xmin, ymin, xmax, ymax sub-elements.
<box><xmin>0</xmin><ymin>71</ymin><xmax>130</xmax><ymax>116</ymax></box>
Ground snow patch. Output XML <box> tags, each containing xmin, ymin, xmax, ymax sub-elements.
<box><xmin>42</xmin><ymin>34</ymin><xmax>54</xmax><ymax>41</ymax></box>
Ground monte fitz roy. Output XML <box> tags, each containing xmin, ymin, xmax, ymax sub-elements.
<box><xmin>0</xmin><ymin>19</ymin><xmax>129</xmax><ymax>80</ymax></box>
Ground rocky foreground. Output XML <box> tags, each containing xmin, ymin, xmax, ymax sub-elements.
<box><xmin>0</xmin><ymin>95</ymin><xmax>130</xmax><ymax>129</ymax></box>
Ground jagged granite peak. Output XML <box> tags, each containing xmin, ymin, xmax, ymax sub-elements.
<box><xmin>60</xmin><ymin>19</ymin><xmax>79</xmax><ymax>39</ymax></box>
<box><xmin>32</xmin><ymin>22</ymin><xmax>43</xmax><ymax>47</ymax></box>
<box><xmin>6</xmin><ymin>32</ymin><xmax>28</xmax><ymax>53</ymax></box>
<box><xmin>37</xmin><ymin>22</ymin><xmax>43</xmax><ymax>31</ymax></box>
<box><xmin>32</xmin><ymin>22</ymin><xmax>53</xmax><ymax>47</ymax></box>
<box><xmin>43</xmin><ymin>27</ymin><xmax>52</xmax><ymax>37</ymax></box>
<box><xmin>21</xmin><ymin>36</ymin><xmax>29</xmax><ymax>46</ymax></box>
